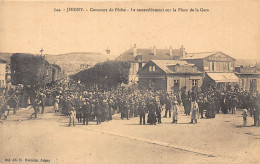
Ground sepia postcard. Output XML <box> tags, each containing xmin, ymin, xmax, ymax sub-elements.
<box><xmin>0</xmin><ymin>0</ymin><xmax>260</xmax><ymax>164</ymax></box>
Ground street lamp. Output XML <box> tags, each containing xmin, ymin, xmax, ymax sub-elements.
<box><xmin>105</xmin><ymin>47</ymin><xmax>110</xmax><ymax>61</ymax></box>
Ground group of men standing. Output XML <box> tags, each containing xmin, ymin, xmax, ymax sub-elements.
<box><xmin>55</xmin><ymin>86</ymin><xmax>202</xmax><ymax>126</ymax></box>
<box><xmin>34</xmin><ymin>82</ymin><xmax>260</xmax><ymax>127</ymax></box>
<box><xmin>1</xmin><ymin>81</ymin><xmax>259</xmax><ymax>128</ymax></box>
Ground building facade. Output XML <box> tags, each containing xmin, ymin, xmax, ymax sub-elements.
<box><xmin>138</xmin><ymin>60</ymin><xmax>203</xmax><ymax>92</ymax></box>
<box><xmin>0</xmin><ymin>59</ymin><xmax>7</xmax><ymax>88</ymax></box>
<box><xmin>235</xmin><ymin>66</ymin><xmax>260</xmax><ymax>92</ymax></box>
<box><xmin>118</xmin><ymin>45</ymin><xmax>259</xmax><ymax>93</ymax></box>
<box><xmin>182</xmin><ymin>52</ymin><xmax>239</xmax><ymax>89</ymax></box>
<box><xmin>182</xmin><ymin>52</ymin><xmax>236</xmax><ymax>72</ymax></box>
<box><xmin>116</xmin><ymin>44</ymin><xmax>186</xmax><ymax>83</ymax></box>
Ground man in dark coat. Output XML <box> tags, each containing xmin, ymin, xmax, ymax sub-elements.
<box><xmin>220</xmin><ymin>93</ymin><xmax>228</xmax><ymax>114</ymax></box>
<box><xmin>75</xmin><ymin>98</ymin><xmax>82</xmax><ymax>122</ymax></box>
<box><xmin>121</xmin><ymin>99</ymin><xmax>129</xmax><ymax>120</ymax></box>
<box><xmin>108</xmin><ymin>99</ymin><xmax>113</xmax><ymax>121</ymax></box>
<box><xmin>197</xmin><ymin>96</ymin><xmax>204</xmax><ymax>119</ymax></box>
<box><xmin>94</xmin><ymin>100</ymin><xmax>102</xmax><ymax>125</ymax></box>
<box><xmin>164</xmin><ymin>97</ymin><xmax>172</xmax><ymax>118</ymax></box>
<box><xmin>183</xmin><ymin>97</ymin><xmax>191</xmax><ymax>116</ymax></box>
<box><xmin>138</xmin><ymin>100</ymin><xmax>146</xmax><ymax>125</ymax></box>
<box><xmin>253</xmin><ymin>94</ymin><xmax>260</xmax><ymax>126</ymax></box>
<box><xmin>147</xmin><ymin>99</ymin><xmax>156</xmax><ymax>125</ymax></box>
<box><xmin>155</xmin><ymin>100</ymin><xmax>162</xmax><ymax>123</ymax></box>
<box><xmin>81</xmin><ymin>101</ymin><xmax>88</xmax><ymax>125</ymax></box>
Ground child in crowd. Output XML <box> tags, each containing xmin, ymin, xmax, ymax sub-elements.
<box><xmin>242</xmin><ymin>109</ymin><xmax>248</xmax><ymax>127</ymax></box>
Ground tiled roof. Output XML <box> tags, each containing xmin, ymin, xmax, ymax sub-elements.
<box><xmin>182</xmin><ymin>52</ymin><xmax>218</xmax><ymax>59</ymax></box>
<box><xmin>151</xmin><ymin>60</ymin><xmax>196</xmax><ymax>74</ymax></box>
<box><xmin>182</xmin><ymin>51</ymin><xmax>235</xmax><ymax>60</ymax></box>
<box><xmin>116</xmin><ymin>48</ymin><xmax>184</xmax><ymax>62</ymax></box>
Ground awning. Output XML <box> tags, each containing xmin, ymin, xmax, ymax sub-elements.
<box><xmin>206</xmin><ymin>72</ymin><xmax>239</xmax><ymax>83</ymax></box>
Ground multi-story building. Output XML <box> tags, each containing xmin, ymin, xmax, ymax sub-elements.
<box><xmin>116</xmin><ymin>44</ymin><xmax>186</xmax><ymax>83</ymax></box>
<box><xmin>182</xmin><ymin>51</ymin><xmax>239</xmax><ymax>89</ymax></box>
<box><xmin>118</xmin><ymin>45</ymin><xmax>258</xmax><ymax>92</ymax></box>
<box><xmin>138</xmin><ymin>51</ymin><xmax>240</xmax><ymax>92</ymax></box>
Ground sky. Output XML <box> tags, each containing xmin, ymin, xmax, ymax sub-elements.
<box><xmin>0</xmin><ymin>0</ymin><xmax>259</xmax><ymax>59</ymax></box>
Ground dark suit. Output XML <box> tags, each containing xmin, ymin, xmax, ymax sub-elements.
<box><xmin>82</xmin><ymin>104</ymin><xmax>88</xmax><ymax>125</ymax></box>
<box><xmin>138</xmin><ymin>102</ymin><xmax>146</xmax><ymax>124</ymax></box>
<box><xmin>40</xmin><ymin>95</ymin><xmax>45</xmax><ymax>114</ymax></box>
<box><xmin>95</xmin><ymin>103</ymin><xmax>102</xmax><ymax>124</ymax></box>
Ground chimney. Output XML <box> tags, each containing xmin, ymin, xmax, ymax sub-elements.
<box><xmin>153</xmin><ymin>45</ymin><xmax>156</xmax><ymax>56</ymax></box>
<box><xmin>133</xmin><ymin>44</ymin><xmax>137</xmax><ymax>56</ymax></box>
<box><xmin>180</xmin><ymin>45</ymin><xmax>185</xmax><ymax>58</ymax></box>
<box><xmin>169</xmin><ymin>46</ymin><xmax>173</xmax><ymax>56</ymax></box>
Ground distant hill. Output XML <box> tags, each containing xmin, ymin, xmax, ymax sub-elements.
<box><xmin>0</xmin><ymin>52</ymin><xmax>108</xmax><ymax>75</ymax></box>
<box><xmin>45</xmin><ymin>52</ymin><xmax>106</xmax><ymax>63</ymax></box>
<box><xmin>45</xmin><ymin>52</ymin><xmax>108</xmax><ymax>75</ymax></box>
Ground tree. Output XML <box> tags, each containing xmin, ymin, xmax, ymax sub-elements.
<box><xmin>10</xmin><ymin>53</ymin><xmax>52</xmax><ymax>86</ymax></box>
<box><xmin>71</xmin><ymin>61</ymin><xmax>130</xmax><ymax>90</ymax></box>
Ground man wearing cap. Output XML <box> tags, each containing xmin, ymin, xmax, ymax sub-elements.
<box><xmin>138</xmin><ymin>100</ymin><xmax>146</xmax><ymax>125</ymax></box>
<box><xmin>82</xmin><ymin>101</ymin><xmax>88</xmax><ymax>125</ymax></box>
<box><xmin>184</xmin><ymin>96</ymin><xmax>191</xmax><ymax>116</ymax></box>
<box><xmin>68</xmin><ymin>97</ymin><xmax>76</xmax><ymax>126</ymax></box>
<box><xmin>147</xmin><ymin>98</ymin><xmax>156</xmax><ymax>125</ymax></box>
<box><xmin>155</xmin><ymin>99</ymin><xmax>162</xmax><ymax>124</ymax></box>
<box><xmin>103</xmin><ymin>98</ymin><xmax>109</xmax><ymax>122</ymax></box>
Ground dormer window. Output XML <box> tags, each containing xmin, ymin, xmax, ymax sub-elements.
<box><xmin>149</xmin><ymin>65</ymin><xmax>156</xmax><ymax>72</ymax></box>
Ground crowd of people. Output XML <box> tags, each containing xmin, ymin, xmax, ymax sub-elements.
<box><xmin>39</xmin><ymin>83</ymin><xmax>260</xmax><ymax>127</ymax></box>
<box><xmin>0</xmin><ymin>82</ymin><xmax>260</xmax><ymax>127</ymax></box>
